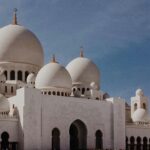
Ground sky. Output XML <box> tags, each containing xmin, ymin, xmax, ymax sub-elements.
<box><xmin>0</xmin><ymin>0</ymin><xmax>150</xmax><ymax>103</ymax></box>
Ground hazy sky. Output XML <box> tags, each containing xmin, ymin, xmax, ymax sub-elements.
<box><xmin>0</xmin><ymin>0</ymin><xmax>150</xmax><ymax>103</ymax></box>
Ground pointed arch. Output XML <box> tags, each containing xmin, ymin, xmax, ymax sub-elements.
<box><xmin>10</xmin><ymin>70</ymin><xmax>15</xmax><ymax>80</ymax></box>
<box><xmin>1</xmin><ymin>131</ymin><xmax>9</xmax><ymax>149</ymax></box>
<box><xmin>69</xmin><ymin>119</ymin><xmax>87</xmax><ymax>150</ymax></box>
<box><xmin>95</xmin><ymin>130</ymin><xmax>103</xmax><ymax>149</ymax></box>
<box><xmin>52</xmin><ymin>128</ymin><xmax>60</xmax><ymax>150</ymax></box>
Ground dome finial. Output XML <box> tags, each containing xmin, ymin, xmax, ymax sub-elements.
<box><xmin>80</xmin><ymin>46</ymin><xmax>84</xmax><ymax>57</ymax></box>
<box><xmin>51</xmin><ymin>54</ymin><xmax>56</xmax><ymax>63</ymax></box>
<box><xmin>12</xmin><ymin>8</ymin><xmax>18</xmax><ymax>25</ymax></box>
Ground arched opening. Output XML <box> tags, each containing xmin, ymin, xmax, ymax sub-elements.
<box><xmin>57</xmin><ymin>92</ymin><xmax>60</xmax><ymax>96</ymax></box>
<box><xmin>4</xmin><ymin>71</ymin><xmax>7</xmax><ymax>80</ymax></box>
<box><xmin>17</xmin><ymin>71</ymin><xmax>22</xmax><ymax>81</ymax></box>
<box><xmin>136</xmin><ymin>136</ymin><xmax>141</xmax><ymax>150</ymax></box>
<box><xmin>69</xmin><ymin>119</ymin><xmax>87</xmax><ymax>150</ymax></box>
<box><xmin>143</xmin><ymin>137</ymin><xmax>148</xmax><ymax>150</ymax></box>
<box><xmin>25</xmin><ymin>71</ymin><xmax>29</xmax><ymax>81</ymax></box>
<box><xmin>126</xmin><ymin>137</ymin><xmax>129</xmax><ymax>150</ymax></box>
<box><xmin>1</xmin><ymin>131</ymin><xmax>9</xmax><ymax>149</ymax></box>
<box><xmin>82</xmin><ymin>88</ymin><xmax>85</xmax><ymax>95</ymax></box>
<box><xmin>95</xmin><ymin>130</ymin><xmax>103</xmax><ymax>149</ymax></box>
<box><xmin>130</xmin><ymin>136</ymin><xmax>135</xmax><ymax>150</ymax></box>
<box><xmin>134</xmin><ymin>103</ymin><xmax>137</xmax><ymax>111</ymax></box>
<box><xmin>10</xmin><ymin>70</ymin><xmax>15</xmax><ymax>80</ymax></box>
<box><xmin>143</xmin><ymin>103</ymin><xmax>146</xmax><ymax>109</ymax></box>
<box><xmin>52</xmin><ymin>128</ymin><xmax>60</xmax><ymax>150</ymax></box>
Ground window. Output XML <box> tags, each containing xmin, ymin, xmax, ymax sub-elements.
<box><xmin>53</xmin><ymin>91</ymin><xmax>56</xmax><ymax>95</ymax></box>
<box><xmin>10</xmin><ymin>70</ymin><xmax>15</xmax><ymax>80</ymax></box>
<box><xmin>82</xmin><ymin>88</ymin><xmax>85</xmax><ymax>95</ymax></box>
<box><xmin>18</xmin><ymin>71</ymin><xmax>22</xmax><ymax>81</ymax></box>
<box><xmin>57</xmin><ymin>92</ymin><xmax>60</xmax><ymax>96</ymax></box>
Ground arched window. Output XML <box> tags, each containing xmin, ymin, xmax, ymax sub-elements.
<box><xmin>143</xmin><ymin>103</ymin><xmax>146</xmax><ymax>109</ymax></box>
<box><xmin>52</xmin><ymin>128</ymin><xmax>60</xmax><ymax>150</ymax></box>
<box><xmin>48</xmin><ymin>91</ymin><xmax>51</xmax><ymax>95</ymax></box>
<box><xmin>136</xmin><ymin>136</ymin><xmax>141</xmax><ymax>150</ymax></box>
<box><xmin>82</xmin><ymin>88</ymin><xmax>85</xmax><ymax>95</ymax></box>
<box><xmin>25</xmin><ymin>71</ymin><xmax>29</xmax><ymax>81</ymax></box>
<box><xmin>130</xmin><ymin>136</ymin><xmax>135</xmax><ymax>150</ymax></box>
<box><xmin>61</xmin><ymin>92</ymin><xmax>64</xmax><ymax>96</ymax></box>
<box><xmin>134</xmin><ymin>103</ymin><xmax>137</xmax><ymax>111</ymax></box>
<box><xmin>10</xmin><ymin>70</ymin><xmax>15</xmax><ymax>80</ymax></box>
<box><xmin>11</xmin><ymin>86</ymin><xmax>13</xmax><ymax>93</ymax></box>
<box><xmin>4</xmin><ymin>71</ymin><xmax>7</xmax><ymax>80</ymax></box>
<box><xmin>1</xmin><ymin>131</ymin><xmax>9</xmax><ymax>149</ymax></box>
<box><xmin>143</xmin><ymin>137</ymin><xmax>148</xmax><ymax>150</ymax></box>
<box><xmin>57</xmin><ymin>92</ymin><xmax>60</xmax><ymax>96</ymax></box>
<box><xmin>18</xmin><ymin>71</ymin><xmax>22</xmax><ymax>81</ymax></box>
<box><xmin>126</xmin><ymin>137</ymin><xmax>129</xmax><ymax>150</ymax></box>
<box><xmin>53</xmin><ymin>91</ymin><xmax>56</xmax><ymax>95</ymax></box>
<box><xmin>95</xmin><ymin>130</ymin><xmax>103</xmax><ymax>149</ymax></box>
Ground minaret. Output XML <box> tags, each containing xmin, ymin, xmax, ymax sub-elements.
<box><xmin>12</xmin><ymin>8</ymin><xmax>18</xmax><ymax>25</ymax></box>
<box><xmin>131</xmin><ymin>89</ymin><xmax>148</xmax><ymax>117</ymax></box>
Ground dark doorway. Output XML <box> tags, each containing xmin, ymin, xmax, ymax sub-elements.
<box><xmin>95</xmin><ymin>130</ymin><xmax>103</xmax><ymax>149</ymax></box>
<box><xmin>52</xmin><ymin>128</ymin><xmax>60</xmax><ymax>150</ymax></box>
<box><xmin>1</xmin><ymin>131</ymin><xmax>9</xmax><ymax>150</ymax></box>
<box><xmin>69</xmin><ymin>119</ymin><xmax>87</xmax><ymax>150</ymax></box>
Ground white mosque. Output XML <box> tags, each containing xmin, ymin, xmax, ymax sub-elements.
<box><xmin>0</xmin><ymin>10</ymin><xmax>149</xmax><ymax>150</ymax></box>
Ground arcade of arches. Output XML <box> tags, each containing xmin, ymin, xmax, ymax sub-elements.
<box><xmin>126</xmin><ymin>136</ymin><xmax>150</xmax><ymax>150</ymax></box>
<box><xmin>51</xmin><ymin>119</ymin><xmax>103</xmax><ymax>150</ymax></box>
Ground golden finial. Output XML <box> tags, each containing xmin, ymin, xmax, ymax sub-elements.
<box><xmin>51</xmin><ymin>54</ymin><xmax>56</xmax><ymax>63</ymax></box>
<box><xmin>12</xmin><ymin>8</ymin><xmax>18</xmax><ymax>25</ymax></box>
<box><xmin>80</xmin><ymin>46</ymin><xmax>84</xmax><ymax>57</ymax></box>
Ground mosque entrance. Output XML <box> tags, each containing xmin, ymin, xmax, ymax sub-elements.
<box><xmin>69</xmin><ymin>119</ymin><xmax>87</xmax><ymax>150</ymax></box>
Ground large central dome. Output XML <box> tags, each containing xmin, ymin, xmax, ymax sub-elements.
<box><xmin>0</xmin><ymin>24</ymin><xmax>44</xmax><ymax>67</ymax></box>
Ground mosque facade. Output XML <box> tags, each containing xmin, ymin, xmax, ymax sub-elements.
<box><xmin>0</xmin><ymin>11</ymin><xmax>150</xmax><ymax>150</ymax></box>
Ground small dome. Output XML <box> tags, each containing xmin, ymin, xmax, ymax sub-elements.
<box><xmin>0</xmin><ymin>94</ymin><xmax>10</xmax><ymax>113</ymax></box>
<box><xmin>136</xmin><ymin>89</ymin><xmax>144</xmax><ymax>97</ymax></box>
<box><xmin>35</xmin><ymin>62</ymin><xmax>72</xmax><ymax>90</ymax></box>
<box><xmin>132</xmin><ymin>108</ymin><xmax>146</xmax><ymax>122</ymax></box>
<box><xmin>27</xmin><ymin>73</ymin><xmax>36</xmax><ymax>83</ymax></box>
<box><xmin>66</xmin><ymin>57</ymin><xmax>100</xmax><ymax>89</ymax></box>
<box><xmin>0</xmin><ymin>24</ymin><xmax>44</xmax><ymax>67</ymax></box>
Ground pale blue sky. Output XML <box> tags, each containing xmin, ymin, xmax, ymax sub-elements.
<box><xmin>0</xmin><ymin>0</ymin><xmax>150</xmax><ymax>102</ymax></box>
